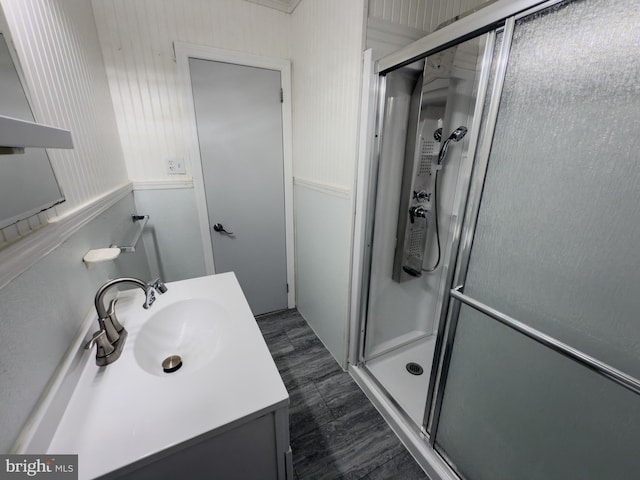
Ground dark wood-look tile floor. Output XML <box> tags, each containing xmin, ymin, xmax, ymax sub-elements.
<box><xmin>256</xmin><ymin>309</ymin><xmax>429</xmax><ymax>480</ymax></box>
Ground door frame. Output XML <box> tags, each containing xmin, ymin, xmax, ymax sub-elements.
<box><xmin>175</xmin><ymin>42</ymin><xmax>295</xmax><ymax>308</ymax></box>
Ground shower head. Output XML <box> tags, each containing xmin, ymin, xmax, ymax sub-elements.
<box><xmin>438</xmin><ymin>126</ymin><xmax>468</xmax><ymax>165</ymax></box>
<box><xmin>448</xmin><ymin>126</ymin><xmax>468</xmax><ymax>142</ymax></box>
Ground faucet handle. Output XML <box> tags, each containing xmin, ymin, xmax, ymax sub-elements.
<box><xmin>150</xmin><ymin>278</ymin><xmax>168</xmax><ymax>294</ymax></box>
<box><xmin>106</xmin><ymin>298</ymin><xmax>125</xmax><ymax>333</ymax></box>
<box><xmin>142</xmin><ymin>278</ymin><xmax>168</xmax><ymax>309</ymax></box>
<box><xmin>84</xmin><ymin>330</ymin><xmax>115</xmax><ymax>358</ymax></box>
<box><xmin>143</xmin><ymin>289</ymin><xmax>156</xmax><ymax>309</ymax></box>
<box><xmin>84</xmin><ymin>330</ymin><xmax>104</xmax><ymax>349</ymax></box>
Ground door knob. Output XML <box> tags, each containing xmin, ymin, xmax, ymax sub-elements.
<box><xmin>213</xmin><ymin>223</ymin><xmax>234</xmax><ymax>235</ymax></box>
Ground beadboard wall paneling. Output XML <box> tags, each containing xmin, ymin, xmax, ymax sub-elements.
<box><xmin>369</xmin><ymin>0</ymin><xmax>490</xmax><ymax>33</ymax></box>
<box><xmin>290</xmin><ymin>0</ymin><xmax>366</xmax><ymax>368</ymax></box>
<box><xmin>291</xmin><ymin>0</ymin><xmax>366</xmax><ymax>189</ymax></box>
<box><xmin>0</xmin><ymin>0</ymin><xmax>128</xmax><ymax>215</ymax></box>
<box><xmin>367</xmin><ymin>16</ymin><xmax>432</xmax><ymax>61</ymax></box>
<box><xmin>90</xmin><ymin>0</ymin><xmax>290</xmax><ymax>182</ymax></box>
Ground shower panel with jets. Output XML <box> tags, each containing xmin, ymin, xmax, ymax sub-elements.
<box><xmin>354</xmin><ymin>0</ymin><xmax>640</xmax><ymax>478</ymax></box>
<box><xmin>392</xmin><ymin>46</ymin><xmax>469</xmax><ymax>282</ymax></box>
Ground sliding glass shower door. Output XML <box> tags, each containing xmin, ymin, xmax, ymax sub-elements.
<box><xmin>431</xmin><ymin>0</ymin><xmax>640</xmax><ymax>478</ymax></box>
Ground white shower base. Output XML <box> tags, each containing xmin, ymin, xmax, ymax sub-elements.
<box><xmin>365</xmin><ymin>335</ymin><xmax>436</xmax><ymax>426</ymax></box>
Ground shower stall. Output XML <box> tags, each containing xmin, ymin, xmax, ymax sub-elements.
<box><xmin>351</xmin><ymin>0</ymin><xmax>640</xmax><ymax>478</ymax></box>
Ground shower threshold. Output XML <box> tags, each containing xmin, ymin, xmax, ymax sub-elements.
<box><xmin>350</xmin><ymin>361</ymin><xmax>458</xmax><ymax>480</ymax></box>
<box><xmin>365</xmin><ymin>335</ymin><xmax>436</xmax><ymax>425</ymax></box>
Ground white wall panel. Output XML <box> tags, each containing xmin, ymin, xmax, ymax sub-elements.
<box><xmin>294</xmin><ymin>183</ymin><xmax>352</xmax><ymax>367</ymax></box>
<box><xmin>0</xmin><ymin>0</ymin><xmax>129</xmax><ymax>215</ymax></box>
<box><xmin>290</xmin><ymin>0</ymin><xmax>366</xmax><ymax>189</ymax></box>
<box><xmin>90</xmin><ymin>0</ymin><xmax>290</xmax><ymax>182</ymax></box>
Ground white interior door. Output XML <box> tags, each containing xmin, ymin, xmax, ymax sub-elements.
<box><xmin>189</xmin><ymin>58</ymin><xmax>288</xmax><ymax>315</ymax></box>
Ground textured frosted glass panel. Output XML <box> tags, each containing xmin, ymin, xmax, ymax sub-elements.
<box><xmin>437</xmin><ymin>305</ymin><xmax>640</xmax><ymax>480</ymax></box>
<box><xmin>464</xmin><ymin>0</ymin><xmax>640</xmax><ymax>377</ymax></box>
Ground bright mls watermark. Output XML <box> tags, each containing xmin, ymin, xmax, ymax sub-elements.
<box><xmin>0</xmin><ymin>456</ymin><xmax>77</xmax><ymax>479</ymax></box>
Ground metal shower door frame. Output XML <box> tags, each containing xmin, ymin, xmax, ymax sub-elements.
<box><xmin>358</xmin><ymin>0</ymin><xmax>563</xmax><ymax>434</ymax></box>
<box><xmin>425</xmin><ymin>0</ymin><xmax>640</xmax><ymax>459</ymax></box>
<box><xmin>354</xmin><ymin>0</ymin><xmax>629</xmax><ymax>476</ymax></box>
<box><xmin>415</xmin><ymin>0</ymin><xmax>587</xmax><ymax>447</ymax></box>
<box><xmin>424</xmin><ymin>16</ymin><xmax>515</xmax><ymax>444</ymax></box>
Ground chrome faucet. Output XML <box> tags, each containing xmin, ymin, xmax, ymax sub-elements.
<box><xmin>85</xmin><ymin>277</ymin><xmax>168</xmax><ymax>366</ymax></box>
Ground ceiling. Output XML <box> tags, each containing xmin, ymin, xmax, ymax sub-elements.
<box><xmin>243</xmin><ymin>0</ymin><xmax>302</xmax><ymax>14</ymax></box>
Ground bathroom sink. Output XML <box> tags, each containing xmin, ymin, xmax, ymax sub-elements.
<box><xmin>28</xmin><ymin>273</ymin><xmax>290</xmax><ymax>479</ymax></box>
<box><xmin>133</xmin><ymin>299</ymin><xmax>229</xmax><ymax>376</ymax></box>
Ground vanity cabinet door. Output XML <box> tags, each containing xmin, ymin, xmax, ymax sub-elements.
<box><xmin>103</xmin><ymin>409</ymin><xmax>291</xmax><ymax>480</ymax></box>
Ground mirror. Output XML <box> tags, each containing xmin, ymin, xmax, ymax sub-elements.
<box><xmin>0</xmin><ymin>17</ymin><xmax>65</xmax><ymax>230</ymax></box>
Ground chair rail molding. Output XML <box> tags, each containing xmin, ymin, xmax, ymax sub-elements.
<box><xmin>0</xmin><ymin>182</ymin><xmax>132</xmax><ymax>290</ymax></box>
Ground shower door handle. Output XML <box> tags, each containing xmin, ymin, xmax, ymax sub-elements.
<box><xmin>213</xmin><ymin>223</ymin><xmax>234</xmax><ymax>235</ymax></box>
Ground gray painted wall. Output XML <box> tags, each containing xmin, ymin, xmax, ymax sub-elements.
<box><xmin>134</xmin><ymin>188</ymin><xmax>207</xmax><ymax>283</ymax></box>
<box><xmin>0</xmin><ymin>192</ymin><xmax>151</xmax><ymax>452</ymax></box>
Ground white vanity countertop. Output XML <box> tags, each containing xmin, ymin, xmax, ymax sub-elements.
<box><xmin>47</xmin><ymin>273</ymin><xmax>288</xmax><ymax>479</ymax></box>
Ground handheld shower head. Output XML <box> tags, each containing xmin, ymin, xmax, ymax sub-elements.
<box><xmin>438</xmin><ymin>126</ymin><xmax>468</xmax><ymax>164</ymax></box>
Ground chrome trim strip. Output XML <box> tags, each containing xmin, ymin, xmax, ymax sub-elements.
<box><xmin>376</xmin><ymin>0</ymin><xmax>548</xmax><ymax>74</ymax></box>
<box><xmin>428</xmin><ymin>294</ymin><xmax>462</xmax><ymax>448</ymax></box>
<box><xmin>450</xmin><ymin>288</ymin><xmax>640</xmax><ymax>397</ymax></box>
<box><xmin>452</xmin><ymin>26</ymin><xmax>512</xmax><ymax>288</ymax></box>
<box><xmin>350</xmin><ymin>49</ymin><xmax>378</xmax><ymax>367</ymax></box>
<box><xmin>515</xmin><ymin>0</ymin><xmax>566</xmax><ymax>20</ymax></box>
<box><xmin>358</xmin><ymin>74</ymin><xmax>387</xmax><ymax>364</ymax></box>
<box><xmin>428</xmin><ymin>17</ymin><xmax>517</xmax><ymax>445</ymax></box>
<box><xmin>422</xmin><ymin>30</ymin><xmax>496</xmax><ymax>433</ymax></box>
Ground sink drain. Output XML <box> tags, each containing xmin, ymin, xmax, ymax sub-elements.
<box><xmin>162</xmin><ymin>355</ymin><xmax>182</xmax><ymax>373</ymax></box>
<box><xmin>406</xmin><ymin>362</ymin><xmax>424</xmax><ymax>376</ymax></box>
